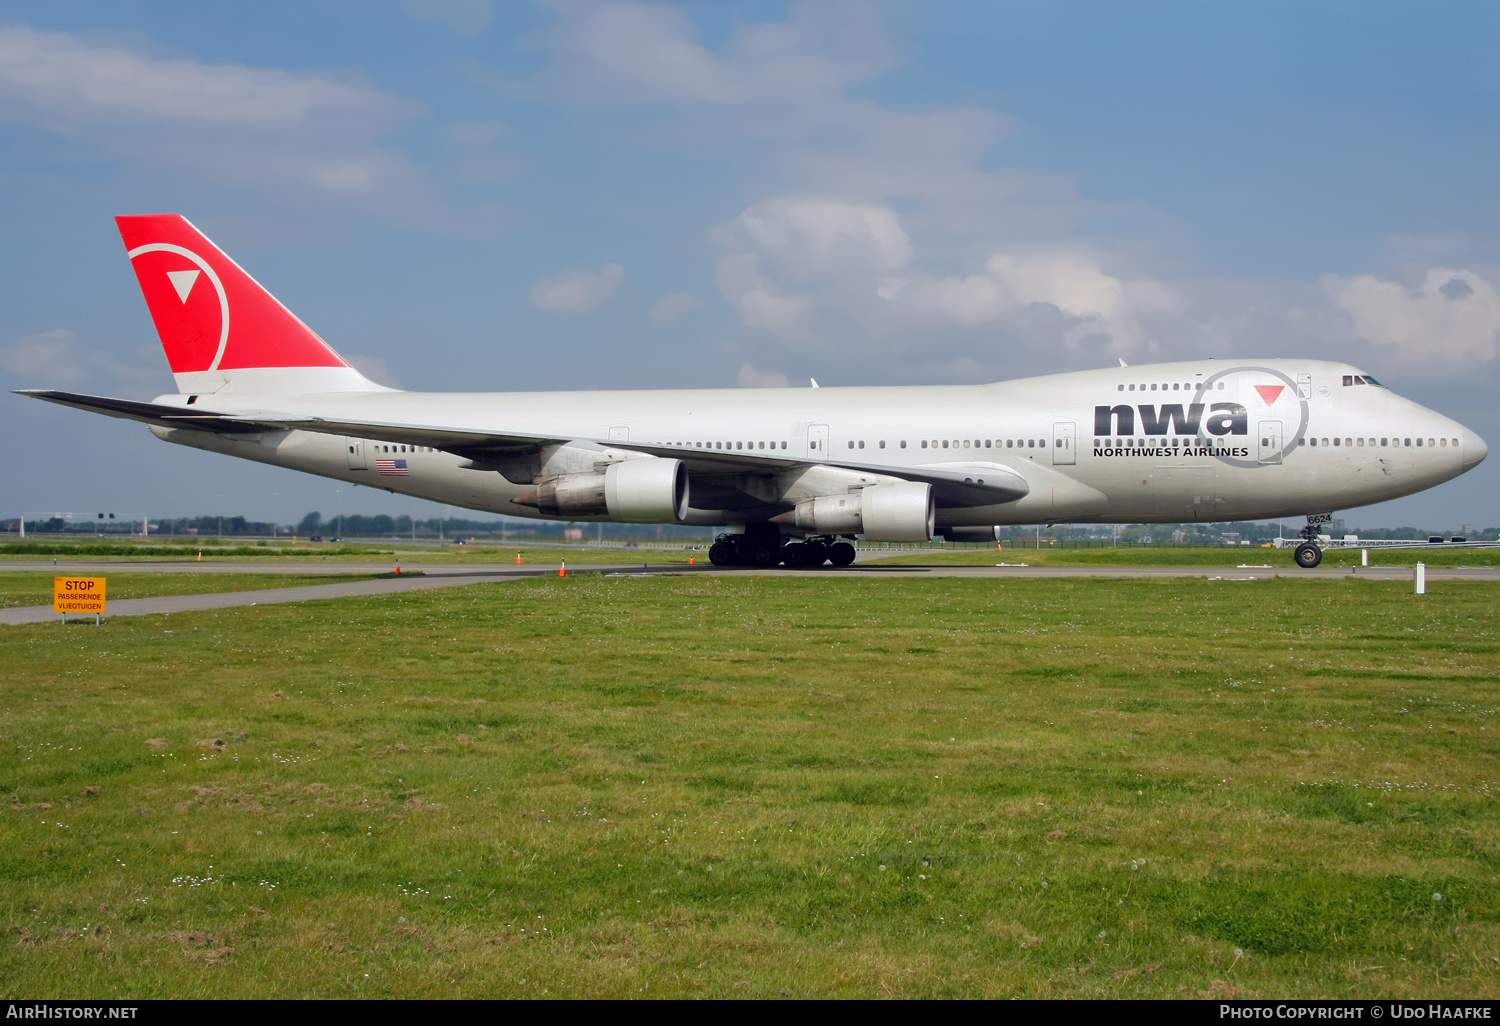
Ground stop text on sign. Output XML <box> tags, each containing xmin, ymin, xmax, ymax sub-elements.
<box><xmin>54</xmin><ymin>577</ymin><xmax>106</xmax><ymax>613</ymax></box>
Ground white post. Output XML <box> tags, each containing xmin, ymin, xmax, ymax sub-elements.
<box><xmin>18</xmin><ymin>514</ymin><xmax>23</xmax><ymax>539</ymax></box>
<box><xmin>1415</xmin><ymin>562</ymin><xmax>1426</xmax><ymax>595</ymax></box>
<box><xmin>1361</xmin><ymin>549</ymin><xmax>1368</xmax><ymax>566</ymax></box>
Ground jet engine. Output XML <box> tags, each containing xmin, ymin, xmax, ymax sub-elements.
<box><xmin>786</xmin><ymin>481</ymin><xmax>933</xmax><ymax>542</ymax></box>
<box><xmin>514</xmin><ymin>457</ymin><xmax>688</xmax><ymax>522</ymax></box>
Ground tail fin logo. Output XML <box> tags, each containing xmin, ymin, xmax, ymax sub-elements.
<box><xmin>166</xmin><ymin>269</ymin><xmax>200</xmax><ymax>303</ymax></box>
<box><xmin>127</xmin><ymin>242</ymin><xmax>230</xmax><ymax>373</ymax></box>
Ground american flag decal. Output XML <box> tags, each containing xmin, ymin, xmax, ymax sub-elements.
<box><xmin>376</xmin><ymin>458</ymin><xmax>409</xmax><ymax>476</ymax></box>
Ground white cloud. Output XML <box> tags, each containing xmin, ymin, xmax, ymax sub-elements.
<box><xmin>536</xmin><ymin>0</ymin><xmax>898</xmax><ymax>106</ymax></box>
<box><xmin>715</xmin><ymin>199</ymin><xmax>910</xmax><ymax>280</ymax></box>
<box><xmin>0</xmin><ymin>327</ymin><xmax>165</xmax><ymax>398</ymax></box>
<box><xmin>0</xmin><ymin>25</ymin><xmax>448</xmax><ymax>223</ymax></box>
<box><xmin>346</xmin><ymin>355</ymin><xmax>403</xmax><ymax>389</ymax></box>
<box><xmin>0</xmin><ymin>328</ymin><xmax>83</xmax><ymax>385</ymax></box>
<box><xmin>736</xmin><ymin>363</ymin><xmax>790</xmax><ymax>388</ymax></box>
<box><xmin>530</xmin><ymin>262</ymin><xmax>624</xmax><ymax>313</ymax></box>
<box><xmin>714</xmin><ymin>198</ymin><xmax>1173</xmax><ymax>365</ymax></box>
<box><xmin>1323</xmin><ymin>268</ymin><xmax>1500</xmax><ymax>366</ymax></box>
<box><xmin>650</xmin><ymin>293</ymin><xmax>699</xmax><ymax>325</ymax></box>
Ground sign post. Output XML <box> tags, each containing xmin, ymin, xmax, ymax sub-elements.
<box><xmin>54</xmin><ymin>577</ymin><xmax>105</xmax><ymax>625</ymax></box>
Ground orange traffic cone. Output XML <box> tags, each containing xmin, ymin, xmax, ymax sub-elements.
<box><xmin>997</xmin><ymin>543</ymin><xmax>1003</xmax><ymax>552</ymax></box>
<box><xmin>559</xmin><ymin>559</ymin><xmax>566</xmax><ymax>578</ymax></box>
<box><xmin>689</xmin><ymin>556</ymin><xmax>695</xmax><ymax>565</ymax></box>
<box><xmin>516</xmin><ymin>552</ymin><xmax>522</xmax><ymax>564</ymax></box>
<box><xmin>196</xmin><ymin>549</ymin><xmax>202</xmax><ymax>562</ymax></box>
<box><xmin>395</xmin><ymin>564</ymin><xmax>401</xmax><ymax>575</ymax></box>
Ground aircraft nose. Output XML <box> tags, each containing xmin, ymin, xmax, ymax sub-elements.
<box><xmin>1462</xmin><ymin>425</ymin><xmax>1488</xmax><ymax>469</ymax></box>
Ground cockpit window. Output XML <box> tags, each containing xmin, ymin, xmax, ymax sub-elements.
<box><xmin>1342</xmin><ymin>374</ymin><xmax>1385</xmax><ymax>387</ymax></box>
<box><xmin>1362</xmin><ymin>375</ymin><xmax>1384</xmax><ymax>387</ymax></box>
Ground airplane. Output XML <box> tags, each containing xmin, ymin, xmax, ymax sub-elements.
<box><xmin>17</xmin><ymin>214</ymin><xmax>1489</xmax><ymax>570</ymax></box>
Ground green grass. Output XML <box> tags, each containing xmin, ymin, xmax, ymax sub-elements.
<box><xmin>864</xmin><ymin>546</ymin><xmax>1496</xmax><ymax>568</ymax></box>
<box><xmin>0</xmin><ymin>542</ymin><xmax>700</xmax><ymax>565</ymax></box>
<box><xmin>0</xmin><ymin>573</ymin><xmax>388</xmax><ymax>610</ymax></box>
<box><xmin>1</xmin><ymin>575</ymin><xmax>1496</xmax><ymax>998</ymax></box>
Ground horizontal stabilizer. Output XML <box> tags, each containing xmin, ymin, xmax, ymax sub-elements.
<box><xmin>16</xmin><ymin>389</ymin><xmax>269</xmax><ymax>434</ymax></box>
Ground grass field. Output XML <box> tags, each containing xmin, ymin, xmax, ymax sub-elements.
<box><xmin>1</xmin><ymin>574</ymin><xmax>1496</xmax><ymax>998</ymax></box>
<box><xmin>864</xmin><ymin>546</ymin><xmax>1497</xmax><ymax>568</ymax></box>
<box><xmin>0</xmin><ymin>573</ymin><xmax>390</xmax><ymax>610</ymax></box>
<box><xmin>0</xmin><ymin>543</ymin><xmax>700</xmax><ymax>566</ymax></box>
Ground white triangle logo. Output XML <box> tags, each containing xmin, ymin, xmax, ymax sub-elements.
<box><xmin>167</xmin><ymin>269</ymin><xmax>201</xmax><ymax>304</ymax></box>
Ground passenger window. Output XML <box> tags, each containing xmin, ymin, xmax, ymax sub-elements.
<box><xmin>1441</xmin><ymin>438</ymin><xmax>1448</xmax><ymax>447</ymax></box>
<box><xmin>1334</xmin><ymin>438</ymin><xmax>1340</xmax><ymax>446</ymax></box>
<box><xmin>1118</xmin><ymin>384</ymin><xmax>1125</xmax><ymax>391</ymax></box>
<box><xmin>1357</xmin><ymin>438</ymin><xmax>1364</xmax><ymax>447</ymax></box>
<box><xmin>1006</xmin><ymin>440</ymin><xmax>1013</xmax><ymax>448</ymax></box>
<box><xmin>1027</xmin><ymin>439</ymin><xmax>1034</xmax><ymax>449</ymax></box>
<box><xmin>921</xmin><ymin>440</ymin><xmax>928</xmax><ymax>448</ymax></box>
<box><xmin>847</xmin><ymin>440</ymin><xmax>854</xmax><ymax>449</ymax></box>
<box><xmin>858</xmin><ymin>441</ymin><xmax>865</xmax><ymax>449</ymax></box>
<box><xmin>942</xmin><ymin>440</ymin><xmax>949</xmax><ymax>448</ymax></box>
<box><xmin>879</xmin><ymin>440</ymin><xmax>886</xmax><ymax>449</ymax></box>
<box><xmin>985</xmin><ymin>440</ymin><xmax>992</xmax><ymax>448</ymax></box>
<box><xmin>899</xmin><ymin>440</ymin><xmax>906</xmax><ymax>448</ymax></box>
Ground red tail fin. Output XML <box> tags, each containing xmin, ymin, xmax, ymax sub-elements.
<box><xmin>116</xmin><ymin>214</ymin><xmax>382</xmax><ymax>394</ymax></box>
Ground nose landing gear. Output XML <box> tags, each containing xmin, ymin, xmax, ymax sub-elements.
<box><xmin>1293</xmin><ymin>541</ymin><xmax>1323</xmax><ymax>568</ymax></box>
<box><xmin>1291</xmin><ymin>513</ymin><xmax>1332</xmax><ymax>569</ymax></box>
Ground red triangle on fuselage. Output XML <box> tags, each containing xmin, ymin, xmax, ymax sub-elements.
<box><xmin>1254</xmin><ymin>385</ymin><xmax>1285</xmax><ymax>405</ymax></box>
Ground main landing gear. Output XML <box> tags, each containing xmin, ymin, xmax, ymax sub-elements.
<box><xmin>1291</xmin><ymin>514</ymin><xmax>1332</xmax><ymax>569</ymax></box>
<box><xmin>707</xmin><ymin>528</ymin><xmax>856</xmax><ymax>568</ymax></box>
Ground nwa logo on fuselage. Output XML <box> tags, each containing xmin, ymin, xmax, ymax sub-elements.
<box><xmin>1092</xmin><ymin>402</ymin><xmax>1250</xmax><ymax>458</ymax></box>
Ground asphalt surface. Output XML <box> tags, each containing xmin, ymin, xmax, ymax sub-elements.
<box><xmin>3</xmin><ymin>557</ymin><xmax>1495</xmax><ymax>625</ymax></box>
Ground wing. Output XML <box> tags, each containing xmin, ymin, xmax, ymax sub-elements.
<box><xmin>18</xmin><ymin>392</ymin><xmax>1030</xmax><ymax>507</ymax></box>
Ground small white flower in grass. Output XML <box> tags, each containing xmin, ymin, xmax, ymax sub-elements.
<box><xmin>1433</xmin><ymin>893</ymin><xmax>1443</xmax><ymax>901</ymax></box>
<box><xmin>1098</xmin><ymin>930</ymin><xmax>1107</xmax><ymax>938</ymax></box>
<box><xmin>879</xmin><ymin>865</ymin><xmax>886</xmax><ymax>871</ymax></box>
<box><xmin>1235</xmin><ymin>948</ymin><xmax>1244</xmax><ymax>957</ymax></box>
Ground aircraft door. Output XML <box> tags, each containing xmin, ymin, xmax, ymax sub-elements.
<box><xmin>1258</xmin><ymin>421</ymin><xmax>1283</xmax><ymax>464</ymax></box>
<box><xmin>807</xmin><ymin>423</ymin><xmax>829</xmax><ymax>459</ymax></box>
<box><xmin>344</xmin><ymin>437</ymin><xmax>366</xmax><ymax>470</ymax></box>
<box><xmin>1051</xmin><ymin>421</ymin><xmax>1075</xmax><ymax>466</ymax></box>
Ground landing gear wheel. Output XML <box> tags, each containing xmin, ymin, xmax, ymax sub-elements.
<box><xmin>708</xmin><ymin>540</ymin><xmax>735</xmax><ymax>566</ymax></box>
<box><xmin>1293</xmin><ymin>542</ymin><xmax>1323</xmax><ymax>569</ymax></box>
<box><xmin>828</xmin><ymin>541</ymin><xmax>856</xmax><ymax>567</ymax></box>
<box><xmin>745</xmin><ymin>542</ymin><xmax>779</xmax><ymax>567</ymax></box>
<box><xmin>804</xmin><ymin>542</ymin><xmax>830</xmax><ymax>566</ymax></box>
<box><xmin>780</xmin><ymin>542</ymin><xmax>808</xmax><ymax>568</ymax></box>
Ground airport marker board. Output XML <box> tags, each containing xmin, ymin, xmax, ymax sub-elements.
<box><xmin>54</xmin><ymin>577</ymin><xmax>106</xmax><ymax>615</ymax></box>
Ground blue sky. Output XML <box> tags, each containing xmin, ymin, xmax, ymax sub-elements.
<box><xmin>1</xmin><ymin>1</ymin><xmax>1497</xmax><ymax>529</ymax></box>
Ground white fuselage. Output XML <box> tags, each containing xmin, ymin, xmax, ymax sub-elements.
<box><xmin>148</xmin><ymin>359</ymin><xmax>1485</xmax><ymax>527</ymax></box>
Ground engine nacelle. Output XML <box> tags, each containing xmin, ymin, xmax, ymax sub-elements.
<box><xmin>604</xmin><ymin>457</ymin><xmax>689</xmax><ymax>522</ymax></box>
<box><xmin>789</xmin><ymin>481</ymin><xmax>933</xmax><ymax>542</ymax></box>
<box><xmin>514</xmin><ymin>458</ymin><xmax>688</xmax><ymax>523</ymax></box>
